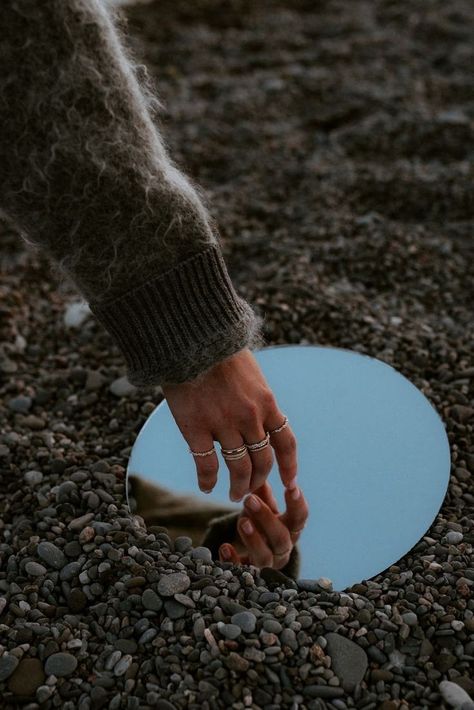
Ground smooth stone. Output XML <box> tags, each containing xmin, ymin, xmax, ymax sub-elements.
<box><xmin>25</xmin><ymin>561</ymin><xmax>47</xmax><ymax>577</ymax></box>
<box><xmin>190</xmin><ymin>547</ymin><xmax>213</xmax><ymax>562</ymax></box>
<box><xmin>142</xmin><ymin>589</ymin><xmax>163</xmax><ymax>611</ymax></box>
<box><xmin>325</xmin><ymin>632</ymin><xmax>369</xmax><ymax>692</ymax></box>
<box><xmin>109</xmin><ymin>376</ymin><xmax>137</xmax><ymax>398</ymax></box>
<box><xmin>37</xmin><ymin>542</ymin><xmax>66</xmax><ymax>570</ymax></box>
<box><xmin>157</xmin><ymin>572</ymin><xmax>190</xmax><ymax>597</ymax></box>
<box><xmin>44</xmin><ymin>652</ymin><xmax>78</xmax><ymax>677</ymax></box>
<box><xmin>8</xmin><ymin>395</ymin><xmax>32</xmax><ymax>413</ymax></box>
<box><xmin>231</xmin><ymin>611</ymin><xmax>257</xmax><ymax>633</ymax></box>
<box><xmin>263</xmin><ymin>619</ymin><xmax>282</xmax><ymax>634</ymax></box>
<box><xmin>218</xmin><ymin>623</ymin><xmax>242</xmax><ymax>640</ymax></box>
<box><xmin>8</xmin><ymin>658</ymin><xmax>45</xmax><ymax>696</ymax></box>
<box><xmin>24</xmin><ymin>470</ymin><xmax>43</xmax><ymax>486</ymax></box>
<box><xmin>64</xmin><ymin>301</ymin><xmax>91</xmax><ymax>328</ymax></box>
<box><xmin>402</xmin><ymin>611</ymin><xmax>418</xmax><ymax>626</ymax></box>
<box><xmin>445</xmin><ymin>531</ymin><xmax>463</xmax><ymax>544</ymax></box>
<box><xmin>0</xmin><ymin>654</ymin><xmax>19</xmax><ymax>682</ymax></box>
<box><xmin>439</xmin><ymin>681</ymin><xmax>473</xmax><ymax>708</ymax></box>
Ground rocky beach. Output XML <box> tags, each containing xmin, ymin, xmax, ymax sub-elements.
<box><xmin>0</xmin><ymin>0</ymin><xmax>473</xmax><ymax>708</ymax></box>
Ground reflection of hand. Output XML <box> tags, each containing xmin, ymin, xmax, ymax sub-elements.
<box><xmin>218</xmin><ymin>480</ymin><xmax>309</xmax><ymax>570</ymax></box>
<box><xmin>161</xmin><ymin>348</ymin><xmax>298</xmax><ymax>502</ymax></box>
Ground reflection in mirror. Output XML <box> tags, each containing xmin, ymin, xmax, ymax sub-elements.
<box><xmin>126</xmin><ymin>345</ymin><xmax>450</xmax><ymax>591</ymax></box>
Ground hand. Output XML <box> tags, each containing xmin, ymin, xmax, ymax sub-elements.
<box><xmin>161</xmin><ymin>348</ymin><xmax>298</xmax><ymax>502</ymax></box>
<box><xmin>217</xmin><ymin>480</ymin><xmax>309</xmax><ymax>570</ymax></box>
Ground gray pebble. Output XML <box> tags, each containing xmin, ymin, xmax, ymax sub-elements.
<box><xmin>0</xmin><ymin>654</ymin><xmax>19</xmax><ymax>681</ymax></box>
<box><xmin>157</xmin><ymin>572</ymin><xmax>190</xmax><ymax>597</ymax></box>
<box><xmin>218</xmin><ymin>623</ymin><xmax>242</xmax><ymax>640</ymax></box>
<box><xmin>24</xmin><ymin>470</ymin><xmax>43</xmax><ymax>486</ymax></box>
<box><xmin>8</xmin><ymin>395</ymin><xmax>32</xmax><ymax>413</ymax></box>
<box><xmin>37</xmin><ymin>541</ymin><xmax>66</xmax><ymax>569</ymax></box>
<box><xmin>142</xmin><ymin>588</ymin><xmax>163</xmax><ymax>611</ymax></box>
<box><xmin>231</xmin><ymin>611</ymin><xmax>257</xmax><ymax>633</ymax></box>
<box><xmin>25</xmin><ymin>561</ymin><xmax>47</xmax><ymax>577</ymax></box>
<box><xmin>190</xmin><ymin>546</ymin><xmax>213</xmax><ymax>562</ymax></box>
<box><xmin>402</xmin><ymin>611</ymin><xmax>418</xmax><ymax>626</ymax></box>
<box><xmin>446</xmin><ymin>531</ymin><xmax>463</xmax><ymax>544</ymax></box>
<box><xmin>45</xmin><ymin>652</ymin><xmax>78</xmax><ymax>677</ymax></box>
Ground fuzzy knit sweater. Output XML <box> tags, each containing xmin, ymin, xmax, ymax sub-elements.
<box><xmin>0</xmin><ymin>0</ymin><xmax>266</xmax><ymax>387</ymax></box>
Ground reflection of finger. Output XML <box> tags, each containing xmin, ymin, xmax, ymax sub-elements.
<box><xmin>253</xmin><ymin>480</ymin><xmax>279</xmax><ymax>514</ymax></box>
<box><xmin>238</xmin><ymin>517</ymin><xmax>273</xmax><ymax>568</ymax></box>
<box><xmin>243</xmin><ymin>496</ymin><xmax>291</xmax><ymax>562</ymax></box>
<box><xmin>219</xmin><ymin>543</ymin><xmax>240</xmax><ymax>565</ymax></box>
<box><xmin>283</xmin><ymin>485</ymin><xmax>309</xmax><ymax>536</ymax></box>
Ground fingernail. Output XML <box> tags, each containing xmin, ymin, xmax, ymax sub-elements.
<box><xmin>241</xmin><ymin>518</ymin><xmax>253</xmax><ymax>535</ymax></box>
<box><xmin>231</xmin><ymin>493</ymin><xmax>243</xmax><ymax>502</ymax></box>
<box><xmin>291</xmin><ymin>486</ymin><xmax>301</xmax><ymax>500</ymax></box>
<box><xmin>221</xmin><ymin>545</ymin><xmax>231</xmax><ymax>559</ymax></box>
<box><xmin>287</xmin><ymin>478</ymin><xmax>298</xmax><ymax>491</ymax></box>
<box><xmin>246</xmin><ymin>494</ymin><xmax>261</xmax><ymax>511</ymax></box>
<box><xmin>203</xmin><ymin>488</ymin><xmax>213</xmax><ymax>494</ymax></box>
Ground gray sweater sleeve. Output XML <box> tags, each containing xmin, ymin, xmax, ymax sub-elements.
<box><xmin>0</xmin><ymin>0</ymin><xmax>265</xmax><ymax>386</ymax></box>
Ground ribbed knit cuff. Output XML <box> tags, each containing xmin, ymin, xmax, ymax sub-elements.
<box><xmin>88</xmin><ymin>244</ymin><xmax>266</xmax><ymax>387</ymax></box>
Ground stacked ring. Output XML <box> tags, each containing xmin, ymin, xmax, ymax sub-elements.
<box><xmin>189</xmin><ymin>415</ymin><xmax>289</xmax><ymax>459</ymax></box>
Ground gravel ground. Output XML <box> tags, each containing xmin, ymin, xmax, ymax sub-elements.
<box><xmin>1</xmin><ymin>0</ymin><xmax>473</xmax><ymax>708</ymax></box>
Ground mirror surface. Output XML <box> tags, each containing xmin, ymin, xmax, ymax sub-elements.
<box><xmin>126</xmin><ymin>345</ymin><xmax>450</xmax><ymax>590</ymax></box>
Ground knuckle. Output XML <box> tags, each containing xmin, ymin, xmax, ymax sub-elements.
<box><xmin>261</xmin><ymin>388</ymin><xmax>277</xmax><ymax>409</ymax></box>
<box><xmin>239</xmin><ymin>400</ymin><xmax>259</xmax><ymax>422</ymax></box>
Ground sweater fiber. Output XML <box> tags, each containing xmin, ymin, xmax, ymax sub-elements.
<box><xmin>0</xmin><ymin>0</ymin><xmax>266</xmax><ymax>386</ymax></box>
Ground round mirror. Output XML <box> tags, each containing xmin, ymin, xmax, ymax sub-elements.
<box><xmin>126</xmin><ymin>345</ymin><xmax>450</xmax><ymax>591</ymax></box>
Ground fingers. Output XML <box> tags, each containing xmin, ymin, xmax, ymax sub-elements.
<box><xmin>252</xmin><ymin>480</ymin><xmax>279</xmax><ymax>515</ymax></box>
<box><xmin>263</xmin><ymin>403</ymin><xmax>298</xmax><ymax>490</ymax></box>
<box><xmin>243</xmin><ymin>494</ymin><xmax>292</xmax><ymax>569</ymax></box>
<box><xmin>218</xmin><ymin>543</ymin><xmax>242</xmax><ymax>565</ymax></box>
<box><xmin>214</xmin><ymin>432</ymin><xmax>252</xmax><ymax>502</ymax></box>
<box><xmin>281</xmin><ymin>485</ymin><xmax>309</xmax><ymax>541</ymax></box>
<box><xmin>236</xmin><ymin>516</ymin><xmax>275</xmax><ymax>568</ymax></box>
<box><xmin>187</xmin><ymin>433</ymin><xmax>219</xmax><ymax>494</ymax></box>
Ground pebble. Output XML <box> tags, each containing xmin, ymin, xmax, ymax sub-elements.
<box><xmin>446</xmin><ymin>530</ymin><xmax>464</xmax><ymax>544</ymax></box>
<box><xmin>157</xmin><ymin>572</ymin><xmax>190</xmax><ymax>597</ymax></box>
<box><xmin>64</xmin><ymin>300</ymin><xmax>91</xmax><ymax>327</ymax></box>
<box><xmin>25</xmin><ymin>561</ymin><xmax>47</xmax><ymax>577</ymax></box>
<box><xmin>37</xmin><ymin>541</ymin><xmax>66</xmax><ymax>569</ymax></box>
<box><xmin>7</xmin><ymin>658</ymin><xmax>45</xmax><ymax>696</ymax></box>
<box><xmin>109</xmin><ymin>376</ymin><xmax>137</xmax><ymax>397</ymax></box>
<box><xmin>8</xmin><ymin>395</ymin><xmax>32</xmax><ymax>413</ymax></box>
<box><xmin>231</xmin><ymin>611</ymin><xmax>257</xmax><ymax>633</ymax></box>
<box><xmin>142</xmin><ymin>588</ymin><xmax>163</xmax><ymax>611</ymax></box>
<box><xmin>439</xmin><ymin>680</ymin><xmax>474</xmax><ymax>708</ymax></box>
<box><xmin>44</xmin><ymin>653</ymin><xmax>78</xmax><ymax>677</ymax></box>
<box><xmin>0</xmin><ymin>654</ymin><xmax>19</xmax><ymax>682</ymax></box>
<box><xmin>402</xmin><ymin>611</ymin><xmax>418</xmax><ymax>626</ymax></box>
<box><xmin>325</xmin><ymin>632</ymin><xmax>369</xmax><ymax>692</ymax></box>
<box><xmin>190</xmin><ymin>546</ymin><xmax>213</xmax><ymax>562</ymax></box>
<box><xmin>24</xmin><ymin>470</ymin><xmax>43</xmax><ymax>486</ymax></box>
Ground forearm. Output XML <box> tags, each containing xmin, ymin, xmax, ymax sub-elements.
<box><xmin>0</xmin><ymin>0</ymin><xmax>265</xmax><ymax>385</ymax></box>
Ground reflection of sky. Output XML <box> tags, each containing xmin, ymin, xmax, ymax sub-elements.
<box><xmin>127</xmin><ymin>345</ymin><xmax>450</xmax><ymax>591</ymax></box>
